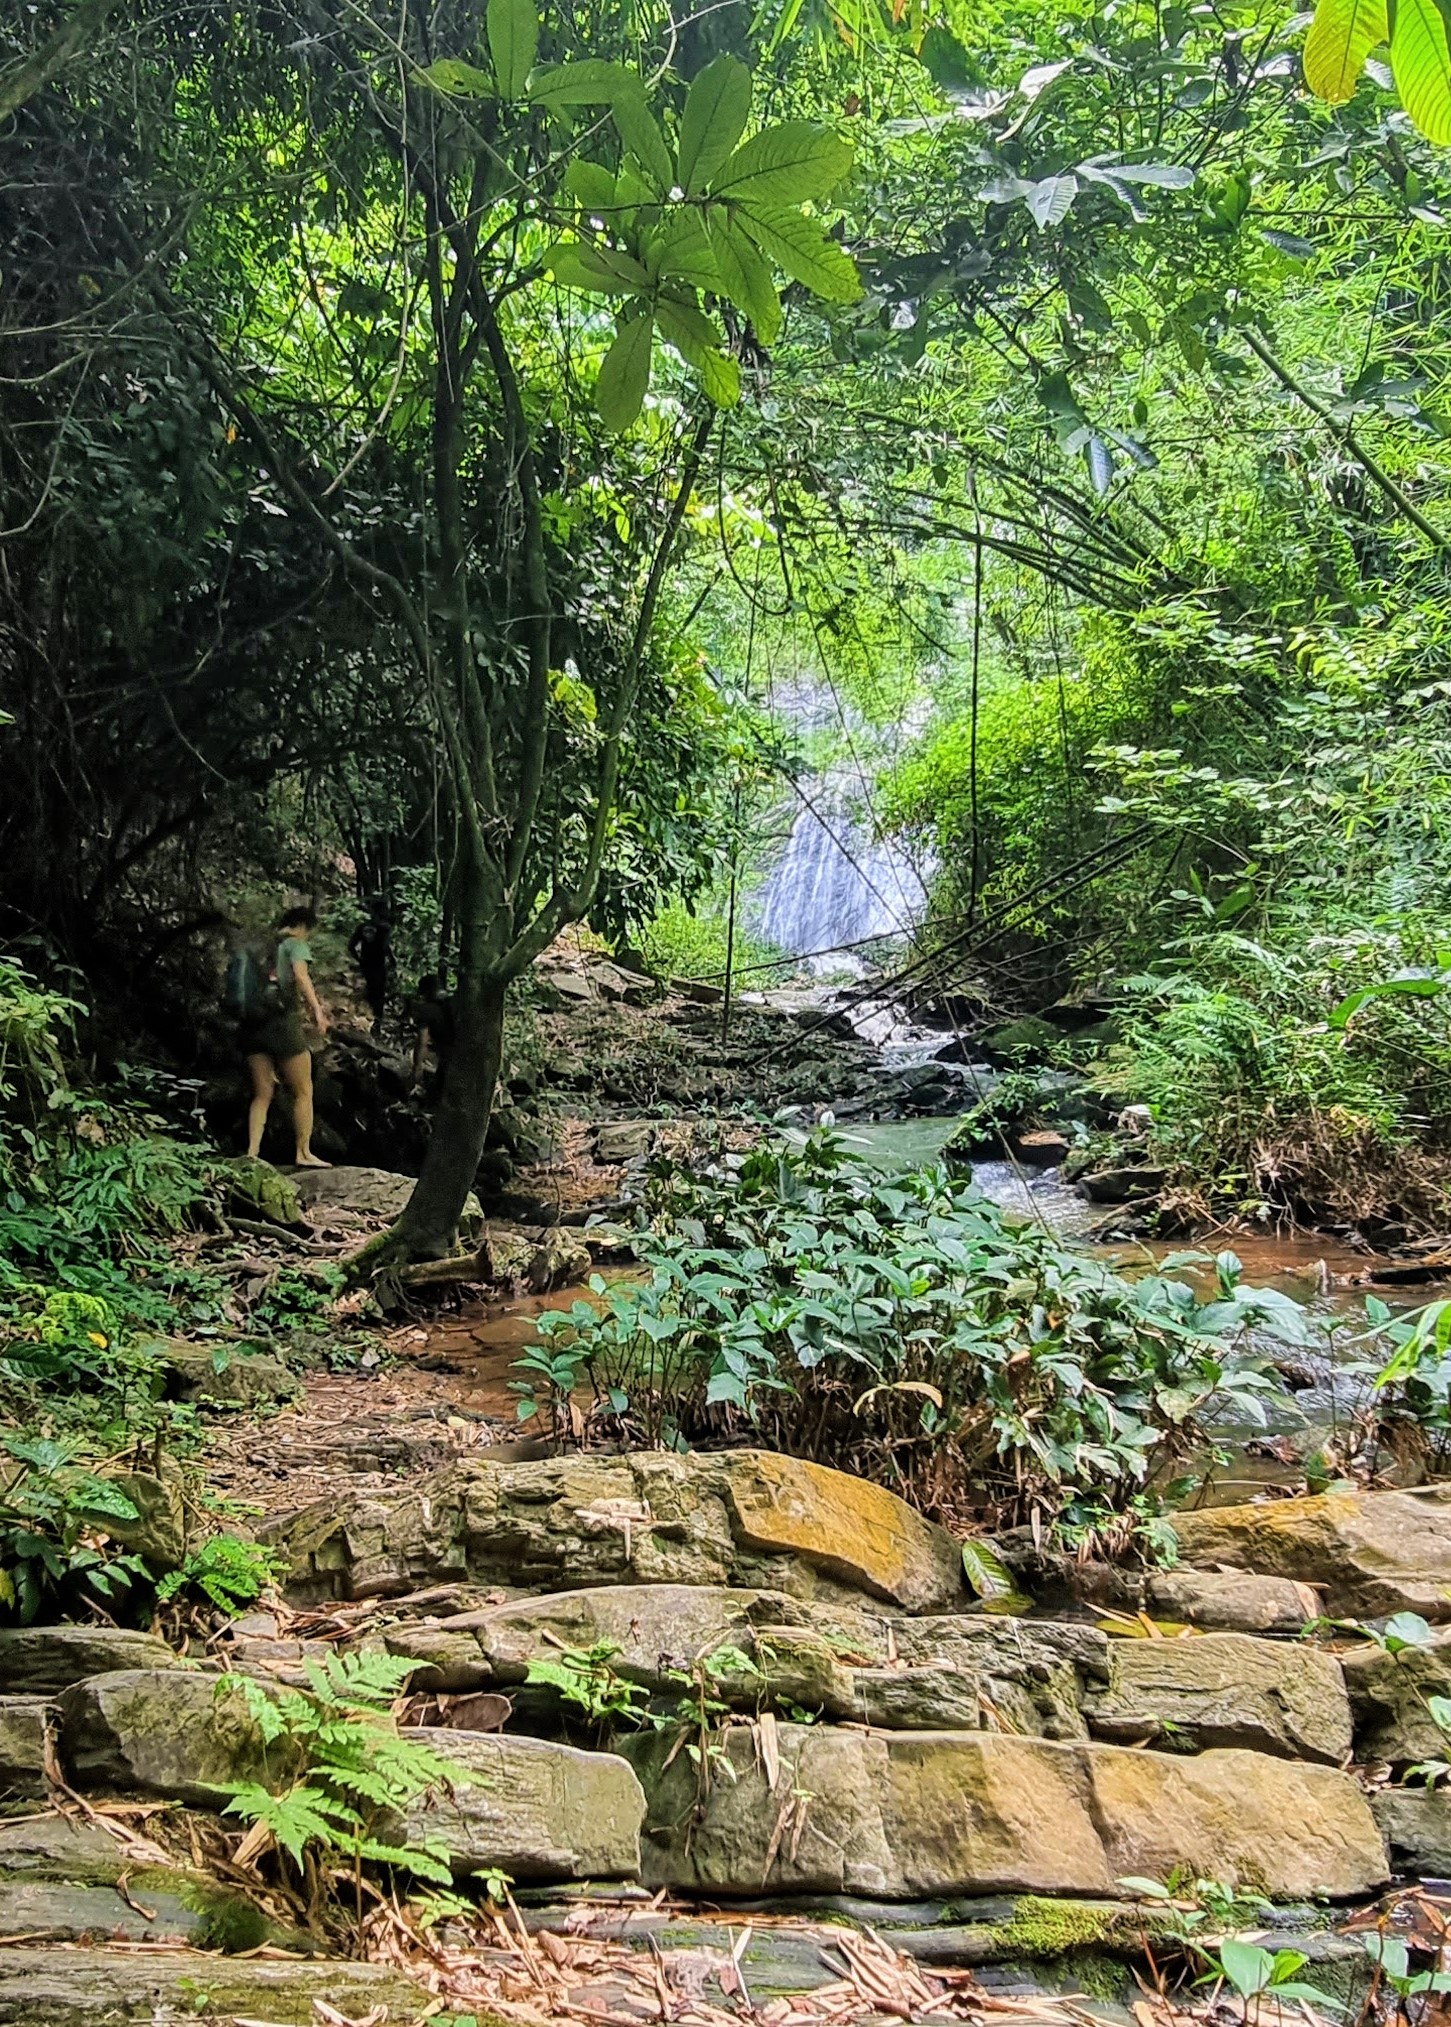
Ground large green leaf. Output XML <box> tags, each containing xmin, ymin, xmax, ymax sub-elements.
<box><xmin>710</xmin><ymin>122</ymin><xmax>853</xmax><ymax>204</ymax></box>
<box><xmin>678</xmin><ymin>55</ymin><xmax>752</xmax><ymax>194</ymax></box>
<box><xmin>1389</xmin><ymin>0</ymin><xmax>1451</xmax><ymax>139</ymax></box>
<box><xmin>596</xmin><ymin>313</ymin><xmax>654</xmax><ymax>430</ymax></box>
<box><xmin>487</xmin><ymin>0</ymin><xmax>538</xmax><ymax>101</ymax></box>
<box><xmin>735</xmin><ymin>205</ymin><xmax>862</xmax><ymax>303</ymax></box>
<box><xmin>544</xmin><ymin>241</ymin><xmax>651</xmax><ymax>293</ymax></box>
<box><xmin>418</xmin><ymin>57</ymin><xmax>496</xmax><ymax>98</ymax></box>
<box><xmin>563</xmin><ymin>159</ymin><xmax>619</xmax><ymax>214</ymax></box>
<box><xmin>529</xmin><ymin>59</ymin><xmax>640</xmax><ymax>109</ymax></box>
<box><xmin>705</xmin><ymin>213</ymin><xmax>782</xmax><ymax>344</ymax></box>
<box><xmin>1304</xmin><ymin>0</ymin><xmax>1389</xmax><ymax>99</ymax></box>
<box><xmin>655</xmin><ymin>299</ymin><xmax>741</xmax><ymax>406</ymax></box>
<box><xmin>646</xmin><ymin>210</ymin><xmax>720</xmax><ymax>289</ymax></box>
<box><xmin>612</xmin><ymin>89</ymin><xmax>674</xmax><ymax>194</ymax></box>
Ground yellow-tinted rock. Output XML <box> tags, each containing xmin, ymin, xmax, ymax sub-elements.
<box><xmin>1172</xmin><ymin>1485</ymin><xmax>1451</xmax><ymax>1620</ymax></box>
<box><xmin>620</xmin><ymin>1728</ymin><xmax>1388</xmax><ymax>1901</ymax></box>
<box><xmin>723</xmin><ymin>1453</ymin><xmax>965</xmax><ymax>1612</ymax></box>
<box><xmin>1084</xmin><ymin>1630</ymin><xmax>1352</xmax><ymax>1762</ymax></box>
<box><xmin>290</xmin><ymin>1450</ymin><xmax>967</xmax><ymax>1613</ymax></box>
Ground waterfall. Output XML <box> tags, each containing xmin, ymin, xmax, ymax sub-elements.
<box><xmin>747</xmin><ymin>682</ymin><xmax>932</xmax><ymax>973</ymax></box>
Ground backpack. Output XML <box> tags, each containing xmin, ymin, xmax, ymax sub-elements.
<box><xmin>223</xmin><ymin>949</ymin><xmax>282</xmax><ymax>1021</ymax></box>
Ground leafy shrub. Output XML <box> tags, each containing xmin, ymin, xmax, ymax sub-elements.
<box><xmin>0</xmin><ymin>1432</ymin><xmax>149</xmax><ymax>1623</ymax></box>
<box><xmin>512</xmin><ymin>1132</ymin><xmax>1302</xmax><ymax>1531</ymax></box>
<box><xmin>1103</xmin><ymin>951</ymin><xmax>1451</xmax><ymax>1229</ymax></box>
<box><xmin>156</xmin><ymin>1532</ymin><xmax>284</xmax><ymax>1616</ymax></box>
<box><xmin>221</xmin><ymin>1651</ymin><xmax>460</xmax><ymax>1922</ymax></box>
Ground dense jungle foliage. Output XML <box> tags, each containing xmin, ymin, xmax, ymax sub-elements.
<box><xmin>10</xmin><ymin>0</ymin><xmax>1451</xmax><ymax>1239</ymax></box>
<box><xmin>7</xmin><ymin>0</ymin><xmax>1451</xmax><ymax>1549</ymax></box>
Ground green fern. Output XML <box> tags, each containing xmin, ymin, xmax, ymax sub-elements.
<box><xmin>216</xmin><ymin>1653</ymin><xmax>464</xmax><ymax>1918</ymax></box>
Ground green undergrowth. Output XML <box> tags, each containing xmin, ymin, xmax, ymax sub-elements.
<box><xmin>513</xmin><ymin>1127</ymin><xmax>1312</xmax><ymax>1534</ymax></box>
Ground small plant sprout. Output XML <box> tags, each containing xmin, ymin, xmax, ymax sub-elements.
<box><xmin>1201</xmin><ymin>1938</ymin><xmax>1339</xmax><ymax>2021</ymax></box>
<box><xmin>1362</xmin><ymin>1933</ymin><xmax>1451</xmax><ymax>2013</ymax></box>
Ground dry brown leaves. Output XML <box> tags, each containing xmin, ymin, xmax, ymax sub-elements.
<box><xmin>364</xmin><ymin>1899</ymin><xmax>1097</xmax><ymax>2027</ymax></box>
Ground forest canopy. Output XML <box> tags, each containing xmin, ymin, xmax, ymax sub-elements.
<box><xmin>6</xmin><ymin>0</ymin><xmax>1451</xmax><ymax>1243</ymax></box>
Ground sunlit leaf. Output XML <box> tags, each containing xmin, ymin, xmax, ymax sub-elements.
<box><xmin>419</xmin><ymin>57</ymin><xmax>496</xmax><ymax>98</ymax></box>
<box><xmin>705</xmin><ymin>214</ymin><xmax>782</xmax><ymax>343</ymax></box>
<box><xmin>1389</xmin><ymin>0</ymin><xmax>1451</xmax><ymax>140</ymax></box>
<box><xmin>612</xmin><ymin>89</ymin><xmax>674</xmax><ymax>193</ymax></box>
<box><xmin>1304</xmin><ymin>0</ymin><xmax>1389</xmax><ymax>100</ymax></box>
<box><xmin>734</xmin><ymin>205</ymin><xmax>863</xmax><ymax>302</ymax></box>
<box><xmin>595</xmin><ymin>313</ymin><xmax>654</xmax><ymax>430</ymax></box>
<box><xmin>487</xmin><ymin>0</ymin><xmax>538</xmax><ymax>100</ymax></box>
<box><xmin>543</xmin><ymin>241</ymin><xmax>650</xmax><ymax>293</ymax></box>
<box><xmin>710</xmin><ymin>122</ymin><xmax>853</xmax><ymax>204</ymax></box>
<box><xmin>529</xmin><ymin>59</ymin><xmax>639</xmax><ymax>108</ymax></box>
<box><xmin>678</xmin><ymin>55</ymin><xmax>752</xmax><ymax>194</ymax></box>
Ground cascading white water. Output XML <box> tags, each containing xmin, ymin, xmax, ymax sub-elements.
<box><xmin>747</xmin><ymin>682</ymin><xmax>932</xmax><ymax>973</ymax></box>
<box><xmin>751</xmin><ymin>780</ymin><xmax>927</xmax><ymax>968</ymax></box>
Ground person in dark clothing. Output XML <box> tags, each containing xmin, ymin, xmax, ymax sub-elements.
<box><xmin>348</xmin><ymin>902</ymin><xmax>392</xmax><ymax>1034</ymax></box>
<box><xmin>409</xmin><ymin>973</ymin><xmax>454</xmax><ymax>1099</ymax></box>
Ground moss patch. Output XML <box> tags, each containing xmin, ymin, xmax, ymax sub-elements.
<box><xmin>992</xmin><ymin>1895</ymin><xmax>1189</xmax><ymax>1961</ymax></box>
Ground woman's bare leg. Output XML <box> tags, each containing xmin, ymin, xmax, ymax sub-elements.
<box><xmin>245</xmin><ymin>1054</ymin><xmax>276</xmax><ymax>1159</ymax></box>
<box><xmin>280</xmin><ymin>1051</ymin><xmax>328</xmax><ymax>1166</ymax></box>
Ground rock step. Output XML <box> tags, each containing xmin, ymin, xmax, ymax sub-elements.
<box><xmin>1171</xmin><ymin>1484</ymin><xmax>1451</xmax><ymax>1621</ymax></box>
<box><xmin>263</xmin><ymin>1447</ymin><xmax>968</xmax><ymax>1612</ymax></box>
<box><xmin>511</xmin><ymin>1895</ymin><xmax>1373</xmax><ymax>2012</ymax></box>
<box><xmin>390</xmin><ymin>1582</ymin><xmax>1352</xmax><ymax>1761</ymax></box>
<box><xmin>619</xmin><ymin>1725</ymin><xmax>1388</xmax><ymax>1902</ymax></box>
<box><xmin>0</xmin><ymin>1949</ymin><xmax>425</xmax><ymax>2027</ymax></box>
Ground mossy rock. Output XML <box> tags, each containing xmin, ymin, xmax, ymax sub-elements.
<box><xmin>157</xmin><ymin>1339</ymin><xmax>299</xmax><ymax>1408</ymax></box>
<box><xmin>218</xmin><ymin>1156</ymin><xmax>304</xmax><ymax>1228</ymax></box>
<box><xmin>977</xmin><ymin>1017</ymin><xmax>1061</xmax><ymax>1065</ymax></box>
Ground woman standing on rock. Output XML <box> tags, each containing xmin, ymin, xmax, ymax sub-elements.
<box><xmin>241</xmin><ymin>905</ymin><xmax>331</xmax><ymax>1167</ymax></box>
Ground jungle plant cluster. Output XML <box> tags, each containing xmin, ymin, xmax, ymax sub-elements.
<box><xmin>513</xmin><ymin>1130</ymin><xmax>1305</xmax><ymax>1531</ymax></box>
<box><xmin>0</xmin><ymin>955</ymin><xmax>332</xmax><ymax>1626</ymax></box>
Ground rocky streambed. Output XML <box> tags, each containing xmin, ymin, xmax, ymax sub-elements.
<box><xmin>8</xmin><ymin>1450</ymin><xmax>1451</xmax><ymax>2024</ymax></box>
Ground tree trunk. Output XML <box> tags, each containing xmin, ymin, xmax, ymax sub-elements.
<box><xmin>388</xmin><ymin>970</ymin><xmax>507</xmax><ymax>1259</ymax></box>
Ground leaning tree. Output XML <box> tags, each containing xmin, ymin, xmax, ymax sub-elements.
<box><xmin>135</xmin><ymin>0</ymin><xmax>858</xmax><ymax>1257</ymax></box>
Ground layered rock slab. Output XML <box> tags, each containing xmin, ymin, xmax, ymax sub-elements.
<box><xmin>1341</xmin><ymin>1630</ymin><xmax>1451</xmax><ymax>1767</ymax></box>
<box><xmin>1083</xmin><ymin>1631</ymin><xmax>1352</xmax><ymax>1762</ymax></box>
<box><xmin>1373</xmin><ymin>1787</ymin><xmax>1451</xmax><ymax>1876</ymax></box>
<box><xmin>0</xmin><ymin>1949</ymin><xmax>425</xmax><ymax>2027</ymax></box>
<box><xmin>401</xmin><ymin>1728</ymin><xmax>645</xmax><ymax>1881</ymax></box>
<box><xmin>56</xmin><ymin>1670</ymin><xmax>286</xmax><ymax>1804</ymax></box>
<box><xmin>0</xmin><ymin>1625</ymin><xmax>182</xmax><ymax>1695</ymax></box>
<box><xmin>1171</xmin><ymin>1486</ymin><xmax>1451</xmax><ymax>1620</ymax></box>
<box><xmin>620</xmin><ymin>1726</ymin><xmax>1388</xmax><ymax>1901</ymax></box>
<box><xmin>391</xmin><ymin>1583</ymin><xmax>1107</xmax><ymax>1736</ymax></box>
<box><xmin>272</xmin><ymin>1449</ymin><xmax>967</xmax><ymax>1612</ymax></box>
<box><xmin>0</xmin><ymin>1699</ymin><xmax>49</xmax><ymax>1800</ymax></box>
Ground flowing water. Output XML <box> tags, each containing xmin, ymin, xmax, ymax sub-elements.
<box><xmin>747</xmin><ymin>681</ymin><xmax>933</xmax><ymax>972</ymax></box>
